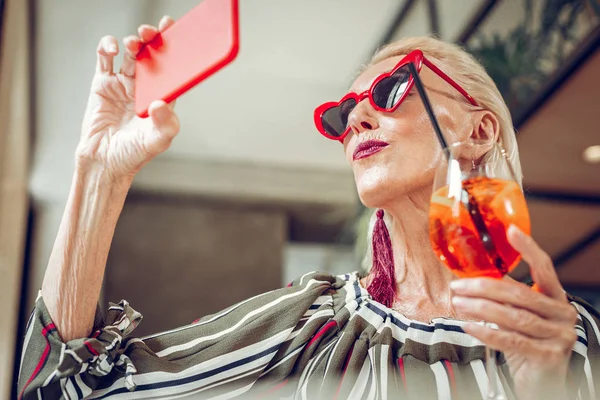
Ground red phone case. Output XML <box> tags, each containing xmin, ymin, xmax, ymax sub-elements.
<box><xmin>135</xmin><ymin>0</ymin><xmax>240</xmax><ymax>118</ymax></box>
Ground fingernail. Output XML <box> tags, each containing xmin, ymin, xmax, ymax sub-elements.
<box><xmin>108</xmin><ymin>44</ymin><xmax>117</xmax><ymax>53</ymax></box>
<box><xmin>452</xmin><ymin>296</ymin><xmax>468</xmax><ymax>308</ymax></box>
<box><xmin>152</xmin><ymin>101</ymin><xmax>169</xmax><ymax>121</ymax></box>
<box><xmin>450</xmin><ymin>279</ymin><xmax>468</xmax><ymax>292</ymax></box>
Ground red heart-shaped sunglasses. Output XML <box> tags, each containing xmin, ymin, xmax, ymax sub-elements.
<box><xmin>313</xmin><ymin>50</ymin><xmax>479</xmax><ymax>142</ymax></box>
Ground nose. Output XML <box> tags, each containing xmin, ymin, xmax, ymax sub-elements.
<box><xmin>347</xmin><ymin>100</ymin><xmax>379</xmax><ymax>135</ymax></box>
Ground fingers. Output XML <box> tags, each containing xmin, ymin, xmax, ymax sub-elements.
<box><xmin>119</xmin><ymin>17</ymin><xmax>174</xmax><ymax>77</ymax></box>
<box><xmin>119</xmin><ymin>37</ymin><xmax>139</xmax><ymax>78</ymax></box>
<box><xmin>452</xmin><ymin>296</ymin><xmax>562</xmax><ymax>339</ymax></box>
<box><xmin>158</xmin><ymin>15</ymin><xmax>175</xmax><ymax>32</ymax></box>
<box><xmin>137</xmin><ymin>24</ymin><xmax>159</xmax><ymax>44</ymax></box>
<box><xmin>137</xmin><ymin>16</ymin><xmax>174</xmax><ymax>42</ymax></box>
<box><xmin>149</xmin><ymin>100</ymin><xmax>180</xmax><ymax>142</ymax></box>
<box><xmin>450</xmin><ymin>278</ymin><xmax>577</xmax><ymax>323</ymax></box>
<box><xmin>96</xmin><ymin>35</ymin><xmax>119</xmax><ymax>74</ymax></box>
<box><xmin>462</xmin><ymin>322</ymin><xmax>576</xmax><ymax>364</ymax></box>
<box><xmin>119</xmin><ymin>35</ymin><xmax>142</xmax><ymax>77</ymax></box>
<box><xmin>507</xmin><ymin>225</ymin><xmax>565</xmax><ymax>301</ymax></box>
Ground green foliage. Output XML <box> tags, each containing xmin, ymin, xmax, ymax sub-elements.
<box><xmin>467</xmin><ymin>0</ymin><xmax>597</xmax><ymax>111</ymax></box>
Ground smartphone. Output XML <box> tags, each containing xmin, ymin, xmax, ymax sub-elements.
<box><xmin>134</xmin><ymin>0</ymin><xmax>240</xmax><ymax>118</ymax></box>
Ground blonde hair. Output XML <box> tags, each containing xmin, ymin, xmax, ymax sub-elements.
<box><xmin>360</xmin><ymin>36</ymin><xmax>523</xmax><ymax>272</ymax></box>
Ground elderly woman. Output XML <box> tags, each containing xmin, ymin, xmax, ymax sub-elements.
<box><xmin>18</xmin><ymin>16</ymin><xmax>600</xmax><ymax>400</ymax></box>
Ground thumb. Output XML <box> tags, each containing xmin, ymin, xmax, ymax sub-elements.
<box><xmin>149</xmin><ymin>100</ymin><xmax>180</xmax><ymax>141</ymax></box>
<box><xmin>507</xmin><ymin>224</ymin><xmax>565</xmax><ymax>301</ymax></box>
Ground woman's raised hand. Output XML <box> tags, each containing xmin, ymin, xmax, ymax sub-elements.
<box><xmin>76</xmin><ymin>16</ymin><xmax>180</xmax><ymax>181</ymax></box>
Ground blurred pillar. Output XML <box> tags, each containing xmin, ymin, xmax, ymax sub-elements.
<box><xmin>0</xmin><ymin>0</ymin><xmax>31</xmax><ymax>397</ymax></box>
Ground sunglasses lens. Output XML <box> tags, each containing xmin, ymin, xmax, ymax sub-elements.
<box><xmin>372</xmin><ymin>64</ymin><xmax>411</xmax><ymax>110</ymax></box>
<box><xmin>321</xmin><ymin>98</ymin><xmax>357</xmax><ymax>137</ymax></box>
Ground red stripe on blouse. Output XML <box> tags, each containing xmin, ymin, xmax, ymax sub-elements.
<box><xmin>19</xmin><ymin>323</ymin><xmax>56</xmax><ymax>400</ymax></box>
<box><xmin>443</xmin><ymin>359</ymin><xmax>458</xmax><ymax>397</ymax></box>
<box><xmin>306</xmin><ymin>320</ymin><xmax>337</xmax><ymax>348</ymax></box>
<box><xmin>85</xmin><ymin>341</ymin><xmax>99</xmax><ymax>356</ymax></box>
<box><xmin>398</xmin><ymin>357</ymin><xmax>407</xmax><ymax>391</ymax></box>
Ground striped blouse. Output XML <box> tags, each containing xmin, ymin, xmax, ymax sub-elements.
<box><xmin>18</xmin><ymin>271</ymin><xmax>600</xmax><ymax>399</ymax></box>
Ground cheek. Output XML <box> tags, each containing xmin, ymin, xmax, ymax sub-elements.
<box><xmin>430</xmin><ymin>102</ymin><xmax>468</xmax><ymax>144</ymax></box>
<box><xmin>380</xmin><ymin>109</ymin><xmax>433</xmax><ymax>153</ymax></box>
<box><xmin>382</xmin><ymin>99</ymin><xmax>431</xmax><ymax>138</ymax></box>
<box><xmin>379</xmin><ymin>108</ymin><xmax>447</xmax><ymax>177</ymax></box>
<box><xmin>385</xmin><ymin>101</ymin><xmax>466</xmax><ymax>158</ymax></box>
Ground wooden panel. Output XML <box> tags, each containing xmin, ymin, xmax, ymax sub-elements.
<box><xmin>527</xmin><ymin>200</ymin><xmax>600</xmax><ymax>259</ymax></box>
<box><xmin>0</xmin><ymin>0</ymin><xmax>30</xmax><ymax>397</ymax></box>
<box><xmin>559</xmin><ymin>239</ymin><xmax>600</xmax><ymax>286</ymax></box>
<box><xmin>518</xmin><ymin>49</ymin><xmax>600</xmax><ymax>195</ymax></box>
<box><xmin>511</xmin><ymin>200</ymin><xmax>600</xmax><ymax>282</ymax></box>
<box><xmin>514</xmin><ymin>49</ymin><xmax>600</xmax><ymax>286</ymax></box>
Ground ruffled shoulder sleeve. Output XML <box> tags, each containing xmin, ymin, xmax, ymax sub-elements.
<box><xmin>17</xmin><ymin>272</ymin><xmax>340</xmax><ymax>399</ymax></box>
<box><xmin>18</xmin><ymin>293</ymin><xmax>143</xmax><ymax>398</ymax></box>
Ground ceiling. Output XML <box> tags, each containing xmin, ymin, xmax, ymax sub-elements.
<box><xmin>518</xmin><ymin>49</ymin><xmax>600</xmax><ymax>197</ymax></box>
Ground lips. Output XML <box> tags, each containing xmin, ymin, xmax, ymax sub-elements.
<box><xmin>353</xmin><ymin>139</ymin><xmax>389</xmax><ymax>160</ymax></box>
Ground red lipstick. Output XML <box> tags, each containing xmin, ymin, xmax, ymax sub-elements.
<box><xmin>353</xmin><ymin>139</ymin><xmax>389</xmax><ymax>160</ymax></box>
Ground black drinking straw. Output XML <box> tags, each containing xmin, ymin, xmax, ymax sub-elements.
<box><xmin>407</xmin><ymin>62</ymin><xmax>449</xmax><ymax>157</ymax></box>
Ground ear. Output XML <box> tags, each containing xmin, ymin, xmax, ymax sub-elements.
<box><xmin>470</xmin><ymin>110</ymin><xmax>500</xmax><ymax>143</ymax></box>
<box><xmin>456</xmin><ymin>110</ymin><xmax>500</xmax><ymax>161</ymax></box>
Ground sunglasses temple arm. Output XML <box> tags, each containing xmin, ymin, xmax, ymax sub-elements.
<box><xmin>407</xmin><ymin>62</ymin><xmax>450</xmax><ymax>156</ymax></box>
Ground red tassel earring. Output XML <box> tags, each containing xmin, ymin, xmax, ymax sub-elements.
<box><xmin>367</xmin><ymin>209</ymin><xmax>396</xmax><ymax>308</ymax></box>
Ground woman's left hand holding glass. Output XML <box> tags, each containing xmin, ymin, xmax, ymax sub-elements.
<box><xmin>450</xmin><ymin>225</ymin><xmax>579</xmax><ymax>400</ymax></box>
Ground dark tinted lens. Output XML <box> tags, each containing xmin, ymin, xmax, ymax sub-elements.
<box><xmin>372</xmin><ymin>65</ymin><xmax>411</xmax><ymax>109</ymax></box>
<box><xmin>321</xmin><ymin>98</ymin><xmax>357</xmax><ymax>137</ymax></box>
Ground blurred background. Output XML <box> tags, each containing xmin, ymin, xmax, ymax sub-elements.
<box><xmin>1</xmin><ymin>0</ymin><xmax>600</xmax><ymax>397</ymax></box>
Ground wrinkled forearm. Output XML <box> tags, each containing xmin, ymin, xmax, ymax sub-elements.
<box><xmin>41</xmin><ymin>166</ymin><xmax>132</xmax><ymax>342</ymax></box>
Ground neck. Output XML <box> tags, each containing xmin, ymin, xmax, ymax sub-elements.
<box><xmin>369</xmin><ymin>187</ymin><xmax>458</xmax><ymax>320</ymax></box>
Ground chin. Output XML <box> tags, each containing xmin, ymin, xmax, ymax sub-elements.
<box><xmin>354</xmin><ymin>168</ymin><xmax>401</xmax><ymax>209</ymax></box>
<box><xmin>354</xmin><ymin>166</ymin><xmax>434</xmax><ymax>209</ymax></box>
